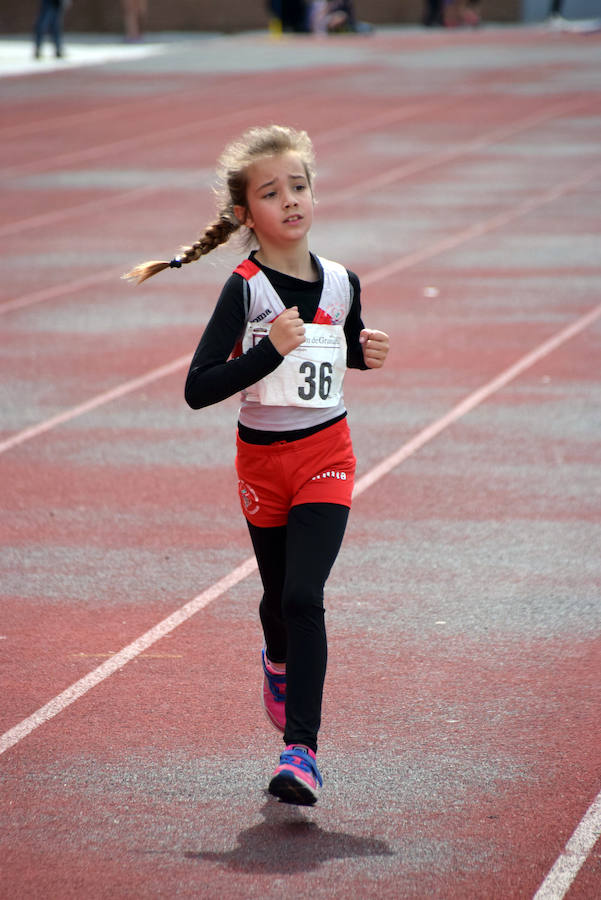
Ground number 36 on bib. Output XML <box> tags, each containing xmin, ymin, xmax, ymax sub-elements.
<box><xmin>242</xmin><ymin>323</ymin><xmax>347</xmax><ymax>408</ymax></box>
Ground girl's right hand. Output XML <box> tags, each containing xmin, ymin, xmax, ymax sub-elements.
<box><xmin>269</xmin><ymin>307</ymin><xmax>306</xmax><ymax>356</ymax></box>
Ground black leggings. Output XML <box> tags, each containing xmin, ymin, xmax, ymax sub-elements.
<box><xmin>247</xmin><ymin>502</ymin><xmax>349</xmax><ymax>753</ymax></box>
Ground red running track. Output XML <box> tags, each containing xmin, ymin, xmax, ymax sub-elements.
<box><xmin>1</xmin><ymin>25</ymin><xmax>600</xmax><ymax>899</ymax></box>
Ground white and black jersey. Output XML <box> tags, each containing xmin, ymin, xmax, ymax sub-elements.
<box><xmin>184</xmin><ymin>251</ymin><xmax>368</xmax><ymax>443</ymax></box>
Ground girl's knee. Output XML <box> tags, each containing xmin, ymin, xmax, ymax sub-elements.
<box><xmin>282</xmin><ymin>582</ymin><xmax>324</xmax><ymax>623</ymax></box>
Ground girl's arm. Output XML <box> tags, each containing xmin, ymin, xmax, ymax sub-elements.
<box><xmin>184</xmin><ymin>275</ymin><xmax>284</xmax><ymax>410</ymax></box>
<box><xmin>345</xmin><ymin>271</ymin><xmax>369</xmax><ymax>370</ymax></box>
<box><xmin>345</xmin><ymin>270</ymin><xmax>390</xmax><ymax>370</ymax></box>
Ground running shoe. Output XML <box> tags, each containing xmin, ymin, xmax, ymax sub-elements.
<box><xmin>261</xmin><ymin>649</ymin><xmax>286</xmax><ymax>732</ymax></box>
<box><xmin>268</xmin><ymin>745</ymin><xmax>322</xmax><ymax>805</ymax></box>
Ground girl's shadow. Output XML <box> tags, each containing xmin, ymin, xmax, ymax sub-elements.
<box><xmin>185</xmin><ymin>795</ymin><xmax>394</xmax><ymax>874</ymax></box>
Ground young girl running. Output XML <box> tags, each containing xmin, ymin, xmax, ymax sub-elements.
<box><xmin>124</xmin><ymin>125</ymin><xmax>389</xmax><ymax>806</ymax></box>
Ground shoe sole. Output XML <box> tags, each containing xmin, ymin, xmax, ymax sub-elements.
<box><xmin>268</xmin><ymin>772</ymin><xmax>319</xmax><ymax>806</ymax></box>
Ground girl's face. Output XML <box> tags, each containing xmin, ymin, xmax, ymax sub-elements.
<box><xmin>235</xmin><ymin>151</ymin><xmax>314</xmax><ymax>250</ymax></box>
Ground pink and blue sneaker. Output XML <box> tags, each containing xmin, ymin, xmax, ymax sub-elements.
<box><xmin>268</xmin><ymin>745</ymin><xmax>323</xmax><ymax>806</ymax></box>
<box><xmin>261</xmin><ymin>649</ymin><xmax>286</xmax><ymax>733</ymax></box>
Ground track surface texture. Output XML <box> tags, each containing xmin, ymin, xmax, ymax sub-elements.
<box><xmin>1</xmin><ymin>24</ymin><xmax>600</xmax><ymax>900</ymax></box>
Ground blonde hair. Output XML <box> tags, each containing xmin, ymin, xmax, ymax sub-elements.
<box><xmin>122</xmin><ymin>125</ymin><xmax>316</xmax><ymax>284</ymax></box>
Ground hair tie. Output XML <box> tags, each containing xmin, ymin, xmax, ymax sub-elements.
<box><xmin>169</xmin><ymin>257</ymin><xmax>183</xmax><ymax>269</ymax></box>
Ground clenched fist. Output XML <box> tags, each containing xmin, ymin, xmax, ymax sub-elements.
<box><xmin>360</xmin><ymin>329</ymin><xmax>390</xmax><ymax>369</ymax></box>
<box><xmin>269</xmin><ymin>307</ymin><xmax>306</xmax><ymax>356</ymax></box>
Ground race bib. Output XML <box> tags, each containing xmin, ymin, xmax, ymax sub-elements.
<box><xmin>242</xmin><ymin>323</ymin><xmax>347</xmax><ymax>408</ymax></box>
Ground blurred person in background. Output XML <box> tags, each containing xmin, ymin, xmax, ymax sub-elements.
<box><xmin>423</xmin><ymin>0</ymin><xmax>480</xmax><ymax>27</ymax></box>
<box><xmin>267</xmin><ymin>0</ymin><xmax>310</xmax><ymax>32</ymax></box>
<box><xmin>122</xmin><ymin>0</ymin><xmax>147</xmax><ymax>42</ymax></box>
<box><xmin>423</xmin><ymin>0</ymin><xmax>444</xmax><ymax>26</ymax></box>
<box><xmin>445</xmin><ymin>1</ymin><xmax>481</xmax><ymax>26</ymax></box>
<box><xmin>548</xmin><ymin>1</ymin><xmax>566</xmax><ymax>26</ymax></box>
<box><xmin>33</xmin><ymin>0</ymin><xmax>69</xmax><ymax>59</ymax></box>
<box><xmin>310</xmin><ymin>1</ymin><xmax>372</xmax><ymax>33</ymax></box>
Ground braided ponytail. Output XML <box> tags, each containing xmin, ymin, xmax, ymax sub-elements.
<box><xmin>122</xmin><ymin>213</ymin><xmax>240</xmax><ymax>284</ymax></box>
<box><xmin>123</xmin><ymin>125</ymin><xmax>315</xmax><ymax>285</ymax></box>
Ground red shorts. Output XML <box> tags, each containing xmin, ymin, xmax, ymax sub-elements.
<box><xmin>235</xmin><ymin>417</ymin><xmax>356</xmax><ymax>527</ymax></box>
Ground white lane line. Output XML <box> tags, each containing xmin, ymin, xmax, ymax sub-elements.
<box><xmin>532</xmin><ymin>793</ymin><xmax>601</xmax><ymax>899</ymax></box>
<box><xmin>0</xmin><ymin>186</ymin><xmax>160</xmax><ymax>240</ymax></box>
<box><xmin>0</xmin><ymin>102</ymin><xmax>276</xmax><ymax>179</ymax></box>
<box><xmin>0</xmin><ymin>354</ymin><xmax>190</xmax><ymax>455</ymax></box>
<box><xmin>324</xmin><ymin>96</ymin><xmax>594</xmax><ymax>208</ymax></box>
<box><xmin>353</xmin><ymin>300</ymin><xmax>601</xmax><ymax>496</ymax></box>
<box><xmin>1</xmin><ymin>298</ymin><xmax>600</xmax><ymax>758</ymax></box>
<box><xmin>0</xmin><ymin>72</ymin><xmax>260</xmax><ymax>140</ymax></box>
<box><xmin>1</xmin><ymin>157</ymin><xmax>599</xmax><ymax>453</ymax></box>
<box><xmin>0</xmin><ymin>557</ymin><xmax>258</xmax><ymax>757</ymax></box>
<box><xmin>0</xmin><ymin>265</ymin><xmax>130</xmax><ymax>316</ymax></box>
<box><xmin>0</xmin><ymin>95</ymin><xmax>455</xmax><ymax>242</ymax></box>
<box><xmin>0</xmin><ymin>93</ymin><xmax>589</xmax><ymax>250</ymax></box>
<box><xmin>361</xmin><ymin>161</ymin><xmax>601</xmax><ymax>288</ymax></box>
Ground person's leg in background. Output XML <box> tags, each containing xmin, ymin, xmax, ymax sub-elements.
<box><xmin>34</xmin><ymin>0</ymin><xmax>64</xmax><ymax>59</ymax></box>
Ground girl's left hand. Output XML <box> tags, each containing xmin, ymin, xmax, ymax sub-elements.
<box><xmin>360</xmin><ymin>329</ymin><xmax>390</xmax><ymax>369</ymax></box>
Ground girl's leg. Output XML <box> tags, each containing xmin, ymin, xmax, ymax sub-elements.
<box><xmin>247</xmin><ymin>502</ymin><xmax>350</xmax><ymax>752</ymax></box>
<box><xmin>246</xmin><ymin>520</ymin><xmax>288</xmax><ymax>664</ymax></box>
<box><xmin>281</xmin><ymin>502</ymin><xmax>349</xmax><ymax>752</ymax></box>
